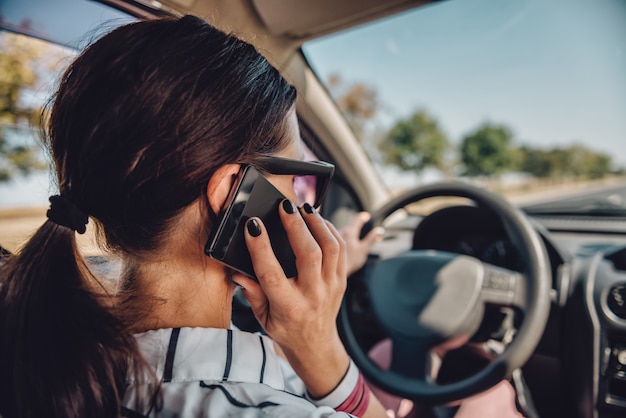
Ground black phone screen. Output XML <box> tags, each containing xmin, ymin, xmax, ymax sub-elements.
<box><xmin>205</xmin><ymin>166</ymin><xmax>297</xmax><ymax>280</ymax></box>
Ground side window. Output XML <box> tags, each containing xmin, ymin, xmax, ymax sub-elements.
<box><xmin>325</xmin><ymin>179</ymin><xmax>364</xmax><ymax>230</ymax></box>
<box><xmin>0</xmin><ymin>31</ymin><xmax>75</xmax><ymax>252</ymax></box>
<box><xmin>0</xmin><ymin>0</ymin><xmax>135</xmax><ymax>254</ymax></box>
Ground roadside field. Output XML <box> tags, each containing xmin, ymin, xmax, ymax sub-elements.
<box><xmin>1</xmin><ymin>177</ymin><xmax>624</xmax><ymax>256</ymax></box>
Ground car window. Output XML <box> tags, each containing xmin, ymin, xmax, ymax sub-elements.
<box><xmin>0</xmin><ymin>0</ymin><xmax>136</xmax><ymax>252</ymax></box>
<box><xmin>302</xmin><ymin>0</ymin><xmax>626</xmax><ymax>213</ymax></box>
<box><xmin>1</xmin><ymin>0</ymin><xmax>136</xmax><ymax>207</ymax></box>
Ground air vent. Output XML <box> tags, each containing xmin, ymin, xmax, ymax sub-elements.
<box><xmin>607</xmin><ymin>284</ymin><xmax>626</xmax><ymax>320</ymax></box>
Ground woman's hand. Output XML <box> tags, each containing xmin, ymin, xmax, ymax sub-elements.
<box><xmin>232</xmin><ymin>200</ymin><xmax>350</xmax><ymax>398</ymax></box>
<box><xmin>454</xmin><ymin>380</ymin><xmax>523</xmax><ymax>418</ymax></box>
<box><xmin>340</xmin><ymin>212</ymin><xmax>384</xmax><ymax>276</ymax></box>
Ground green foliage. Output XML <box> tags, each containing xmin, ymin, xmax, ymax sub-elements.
<box><xmin>378</xmin><ymin>109</ymin><xmax>450</xmax><ymax>174</ymax></box>
<box><xmin>460</xmin><ymin>123</ymin><xmax>516</xmax><ymax>177</ymax></box>
<box><xmin>326</xmin><ymin>73</ymin><xmax>380</xmax><ymax>140</ymax></box>
<box><xmin>0</xmin><ymin>32</ymin><xmax>59</xmax><ymax>182</ymax></box>
<box><xmin>517</xmin><ymin>146</ymin><xmax>553</xmax><ymax>178</ymax></box>
<box><xmin>0</xmin><ymin>132</ymin><xmax>46</xmax><ymax>181</ymax></box>
<box><xmin>326</xmin><ymin>72</ymin><xmax>620</xmax><ymax>181</ymax></box>
<box><xmin>518</xmin><ymin>143</ymin><xmax>613</xmax><ymax>179</ymax></box>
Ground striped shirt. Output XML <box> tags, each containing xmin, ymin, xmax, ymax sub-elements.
<box><xmin>123</xmin><ymin>327</ymin><xmax>356</xmax><ymax>417</ymax></box>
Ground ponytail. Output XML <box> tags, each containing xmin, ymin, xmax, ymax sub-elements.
<box><xmin>0</xmin><ymin>219</ymin><xmax>139</xmax><ymax>417</ymax></box>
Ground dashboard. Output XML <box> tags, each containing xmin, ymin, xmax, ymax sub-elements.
<box><xmin>369</xmin><ymin>203</ymin><xmax>626</xmax><ymax>418</ymax></box>
<box><xmin>412</xmin><ymin>205</ymin><xmax>524</xmax><ymax>269</ymax></box>
<box><xmin>410</xmin><ymin>205</ymin><xmax>563</xmax><ymax>280</ymax></box>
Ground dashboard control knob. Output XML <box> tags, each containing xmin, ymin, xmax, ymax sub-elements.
<box><xmin>618</xmin><ymin>350</ymin><xmax>626</xmax><ymax>366</ymax></box>
<box><xmin>607</xmin><ymin>284</ymin><xmax>626</xmax><ymax>320</ymax></box>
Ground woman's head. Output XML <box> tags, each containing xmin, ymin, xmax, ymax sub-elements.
<box><xmin>50</xmin><ymin>14</ymin><xmax>297</xmax><ymax>255</ymax></box>
<box><xmin>0</xmin><ymin>15</ymin><xmax>296</xmax><ymax>418</ymax></box>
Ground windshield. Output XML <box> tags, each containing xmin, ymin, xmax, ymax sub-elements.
<box><xmin>302</xmin><ymin>0</ymin><xmax>626</xmax><ymax>216</ymax></box>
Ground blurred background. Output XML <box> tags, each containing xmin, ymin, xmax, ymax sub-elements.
<box><xmin>2</xmin><ymin>0</ymin><xmax>625</xmax><ymax>255</ymax></box>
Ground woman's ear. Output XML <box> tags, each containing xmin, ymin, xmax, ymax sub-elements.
<box><xmin>206</xmin><ymin>164</ymin><xmax>241</xmax><ymax>216</ymax></box>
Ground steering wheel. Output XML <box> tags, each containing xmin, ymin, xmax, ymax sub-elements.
<box><xmin>337</xmin><ymin>181</ymin><xmax>551</xmax><ymax>404</ymax></box>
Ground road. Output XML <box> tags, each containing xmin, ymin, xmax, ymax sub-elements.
<box><xmin>521</xmin><ymin>182</ymin><xmax>626</xmax><ymax>213</ymax></box>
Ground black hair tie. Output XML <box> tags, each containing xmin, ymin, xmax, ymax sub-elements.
<box><xmin>46</xmin><ymin>195</ymin><xmax>89</xmax><ymax>234</ymax></box>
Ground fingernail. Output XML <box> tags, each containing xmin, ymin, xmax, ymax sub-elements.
<box><xmin>247</xmin><ymin>218</ymin><xmax>262</xmax><ymax>237</ymax></box>
<box><xmin>282</xmin><ymin>199</ymin><xmax>296</xmax><ymax>214</ymax></box>
<box><xmin>302</xmin><ymin>203</ymin><xmax>316</xmax><ymax>214</ymax></box>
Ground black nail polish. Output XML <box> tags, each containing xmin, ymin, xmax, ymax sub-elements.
<box><xmin>282</xmin><ymin>199</ymin><xmax>296</xmax><ymax>214</ymax></box>
<box><xmin>303</xmin><ymin>203</ymin><xmax>316</xmax><ymax>214</ymax></box>
<box><xmin>247</xmin><ymin>218</ymin><xmax>261</xmax><ymax>237</ymax></box>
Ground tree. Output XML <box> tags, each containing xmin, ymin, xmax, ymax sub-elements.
<box><xmin>326</xmin><ymin>73</ymin><xmax>380</xmax><ymax>140</ymax></box>
<box><xmin>460</xmin><ymin>122</ymin><xmax>516</xmax><ymax>177</ymax></box>
<box><xmin>518</xmin><ymin>143</ymin><xmax>614</xmax><ymax>180</ymax></box>
<box><xmin>518</xmin><ymin>146</ymin><xmax>552</xmax><ymax>178</ymax></box>
<box><xmin>563</xmin><ymin>144</ymin><xmax>612</xmax><ymax>179</ymax></box>
<box><xmin>378</xmin><ymin>109</ymin><xmax>450</xmax><ymax>175</ymax></box>
<box><xmin>584</xmin><ymin>152</ymin><xmax>612</xmax><ymax>179</ymax></box>
<box><xmin>0</xmin><ymin>32</ymin><xmax>56</xmax><ymax>181</ymax></box>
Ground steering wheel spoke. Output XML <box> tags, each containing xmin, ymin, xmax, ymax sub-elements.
<box><xmin>480</xmin><ymin>263</ymin><xmax>527</xmax><ymax>311</ymax></box>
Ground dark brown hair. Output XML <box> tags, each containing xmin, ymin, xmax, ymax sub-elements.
<box><xmin>0</xmin><ymin>15</ymin><xmax>296</xmax><ymax>417</ymax></box>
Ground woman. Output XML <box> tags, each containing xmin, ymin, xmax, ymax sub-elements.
<box><xmin>0</xmin><ymin>15</ymin><xmax>387</xmax><ymax>418</ymax></box>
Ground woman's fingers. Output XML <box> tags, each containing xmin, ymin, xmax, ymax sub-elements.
<box><xmin>247</xmin><ymin>200</ymin><xmax>344</xmax><ymax>289</ymax></box>
<box><xmin>296</xmin><ymin>204</ymin><xmax>342</xmax><ymax>279</ymax></box>
<box><xmin>243</xmin><ymin>217</ymin><xmax>292</xmax><ymax>306</ymax></box>
<box><xmin>242</xmin><ymin>200</ymin><xmax>347</xmax><ymax>334</ymax></box>
<box><xmin>277</xmin><ymin>200</ymin><xmax>323</xmax><ymax>281</ymax></box>
<box><xmin>232</xmin><ymin>273</ymin><xmax>269</xmax><ymax>321</ymax></box>
<box><xmin>277</xmin><ymin>201</ymin><xmax>342</xmax><ymax>288</ymax></box>
<box><xmin>342</xmin><ymin>211</ymin><xmax>371</xmax><ymax>238</ymax></box>
<box><xmin>324</xmin><ymin>219</ymin><xmax>347</xmax><ymax>281</ymax></box>
<box><xmin>341</xmin><ymin>211</ymin><xmax>384</xmax><ymax>276</ymax></box>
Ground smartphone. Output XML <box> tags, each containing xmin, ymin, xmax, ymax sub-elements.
<box><xmin>204</xmin><ymin>165</ymin><xmax>297</xmax><ymax>280</ymax></box>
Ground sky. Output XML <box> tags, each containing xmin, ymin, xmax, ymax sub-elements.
<box><xmin>1</xmin><ymin>0</ymin><xmax>625</xmax><ymax>207</ymax></box>
<box><xmin>302</xmin><ymin>0</ymin><xmax>626</xmax><ymax>166</ymax></box>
